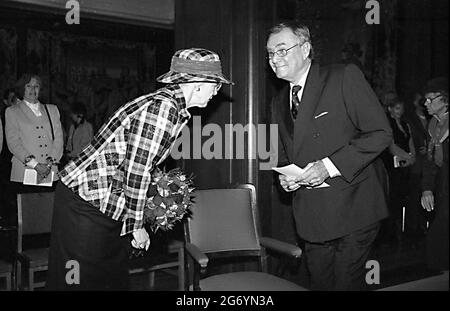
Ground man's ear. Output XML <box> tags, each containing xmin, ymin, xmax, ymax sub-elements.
<box><xmin>302</xmin><ymin>42</ymin><xmax>311</xmax><ymax>59</ymax></box>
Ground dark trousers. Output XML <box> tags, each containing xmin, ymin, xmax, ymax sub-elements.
<box><xmin>304</xmin><ymin>222</ymin><xmax>380</xmax><ymax>291</ymax></box>
<box><xmin>46</xmin><ymin>181</ymin><xmax>130</xmax><ymax>290</ymax></box>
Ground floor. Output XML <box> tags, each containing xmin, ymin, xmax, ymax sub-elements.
<box><xmin>128</xmin><ymin>232</ymin><xmax>445</xmax><ymax>291</ymax></box>
<box><xmin>0</xmin><ymin>225</ymin><xmax>445</xmax><ymax>291</ymax></box>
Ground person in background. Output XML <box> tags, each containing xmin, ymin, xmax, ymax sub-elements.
<box><xmin>65</xmin><ymin>102</ymin><xmax>94</xmax><ymax>161</ymax></box>
<box><xmin>421</xmin><ymin>77</ymin><xmax>448</xmax><ymax>271</ymax></box>
<box><xmin>0</xmin><ymin>88</ymin><xmax>18</xmax><ymax>226</ymax></box>
<box><xmin>405</xmin><ymin>92</ymin><xmax>430</xmax><ymax>245</ymax></box>
<box><xmin>5</xmin><ymin>74</ymin><xmax>64</xmax><ymax>188</ymax></box>
<box><xmin>1</xmin><ymin>88</ymin><xmax>18</xmax><ymax>112</ymax></box>
<box><xmin>46</xmin><ymin>48</ymin><xmax>232</xmax><ymax>290</ymax></box>
<box><xmin>383</xmin><ymin>98</ymin><xmax>416</xmax><ymax>248</ymax></box>
<box><xmin>0</xmin><ymin>88</ymin><xmax>17</xmax><ymax>163</ymax></box>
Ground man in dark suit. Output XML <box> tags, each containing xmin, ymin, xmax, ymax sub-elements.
<box><xmin>267</xmin><ymin>22</ymin><xmax>392</xmax><ymax>290</ymax></box>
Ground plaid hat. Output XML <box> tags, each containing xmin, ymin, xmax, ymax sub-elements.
<box><xmin>157</xmin><ymin>48</ymin><xmax>233</xmax><ymax>84</ymax></box>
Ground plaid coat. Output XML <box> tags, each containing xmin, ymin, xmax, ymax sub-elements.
<box><xmin>59</xmin><ymin>85</ymin><xmax>191</xmax><ymax>235</ymax></box>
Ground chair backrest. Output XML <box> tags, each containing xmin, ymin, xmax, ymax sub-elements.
<box><xmin>185</xmin><ymin>184</ymin><xmax>262</xmax><ymax>259</ymax></box>
<box><xmin>17</xmin><ymin>192</ymin><xmax>54</xmax><ymax>253</ymax></box>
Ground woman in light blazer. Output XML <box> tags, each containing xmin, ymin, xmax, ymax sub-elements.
<box><xmin>5</xmin><ymin>74</ymin><xmax>64</xmax><ymax>187</ymax></box>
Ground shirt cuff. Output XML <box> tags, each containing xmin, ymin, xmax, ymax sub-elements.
<box><xmin>26</xmin><ymin>158</ymin><xmax>39</xmax><ymax>169</ymax></box>
<box><xmin>321</xmin><ymin>157</ymin><xmax>341</xmax><ymax>178</ymax></box>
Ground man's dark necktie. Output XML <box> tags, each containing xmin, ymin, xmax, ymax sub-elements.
<box><xmin>291</xmin><ymin>85</ymin><xmax>302</xmax><ymax>120</ymax></box>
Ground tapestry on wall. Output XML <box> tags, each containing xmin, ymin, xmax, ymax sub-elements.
<box><xmin>26</xmin><ymin>29</ymin><xmax>157</xmax><ymax>132</ymax></box>
<box><xmin>0</xmin><ymin>26</ymin><xmax>17</xmax><ymax>98</ymax></box>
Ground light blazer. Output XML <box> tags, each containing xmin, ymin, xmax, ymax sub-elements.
<box><xmin>274</xmin><ymin>63</ymin><xmax>393</xmax><ymax>242</ymax></box>
<box><xmin>5</xmin><ymin>100</ymin><xmax>64</xmax><ymax>182</ymax></box>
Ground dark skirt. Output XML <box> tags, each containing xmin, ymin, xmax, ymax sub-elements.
<box><xmin>46</xmin><ymin>181</ymin><xmax>130</xmax><ymax>290</ymax></box>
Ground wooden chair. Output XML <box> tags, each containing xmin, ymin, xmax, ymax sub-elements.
<box><xmin>16</xmin><ymin>192</ymin><xmax>54</xmax><ymax>291</ymax></box>
<box><xmin>0</xmin><ymin>260</ymin><xmax>13</xmax><ymax>290</ymax></box>
<box><xmin>184</xmin><ymin>184</ymin><xmax>308</xmax><ymax>291</ymax></box>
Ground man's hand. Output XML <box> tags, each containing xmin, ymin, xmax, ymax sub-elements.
<box><xmin>296</xmin><ymin>160</ymin><xmax>330</xmax><ymax>187</ymax></box>
<box><xmin>421</xmin><ymin>190</ymin><xmax>434</xmax><ymax>212</ymax></box>
<box><xmin>279</xmin><ymin>175</ymin><xmax>301</xmax><ymax>192</ymax></box>
<box><xmin>131</xmin><ymin>228</ymin><xmax>150</xmax><ymax>250</ymax></box>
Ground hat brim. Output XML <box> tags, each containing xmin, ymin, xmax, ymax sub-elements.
<box><xmin>156</xmin><ymin>71</ymin><xmax>233</xmax><ymax>85</ymax></box>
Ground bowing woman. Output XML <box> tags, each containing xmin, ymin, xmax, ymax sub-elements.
<box><xmin>46</xmin><ymin>48</ymin><xmax>232</xmax><ymax>290</ymax></box>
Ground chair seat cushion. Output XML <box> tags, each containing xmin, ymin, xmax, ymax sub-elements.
<box><xmin>22</xmin><ymin>248</ymin><xmax>49</xmax><ymax>267</ymax></box>
<box><xmin>200</xmin><ymin>271</ymin><xmax>308</xmax><ymax>291</ymax></box>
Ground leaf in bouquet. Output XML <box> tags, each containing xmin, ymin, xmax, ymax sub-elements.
<box><xmin>169</xmin><ymin>182</ymin><xmax>180</xmax><ymax>192</ymax></box>
<box><xmin>143</xmin><ymin>207</ymin><xmax>156</xmax><ymax>220</ymax></box>
<box><xmin>174</xmin><ymin>207</ymin><xmax>186</xmax><ymax>217</ymax></box>
<box><xmin>146</xmin><ymin>184</ymin><xmax>158</xmax><ymax>197</ymax></box>
<box><xmin>152</xmin><ymin>194</ymin><xmax>163</xmax><ymax>206</ymax></box>
<box><xmin>157</xmin><ymin>177</ymin><xmax>169</xmax><ymax>188</ymax></box>
<box><xmin>154</xmin><ymin>206</ymin><xmax>166</xmax><ymax>217</ymax></box>
<box><xmin>173</xmin><ymin>193</ymin><xmax>183</xmax><ymax>204</ymax></box>
<box><xmin>162</xmin><ymin>196</ymin><xmax>175</xmax><ymax>207</ymax></box>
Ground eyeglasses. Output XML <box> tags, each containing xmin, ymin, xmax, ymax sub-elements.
<box><xmin>267</xmin><ymin>43</ymin><xmax>302</xmax><ymax>60</ymax></box>
<box><xmin>424</xmin><ymin>94</ymin><xmax>442</xmax><ymax>104</ymax></box>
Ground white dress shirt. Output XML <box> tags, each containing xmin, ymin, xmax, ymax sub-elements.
<box><xmin>23</xmin><ymin>100</ymin><xmax>41</xmax><ymax>168</ymax></box>
<box><xmin>24</xmin><ymin>99</ymin><xmax>42</xmax><ymax>117</ymax></box>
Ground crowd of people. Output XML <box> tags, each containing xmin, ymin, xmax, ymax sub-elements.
<box><xmin>377</xmin><ymin>78</ymin><xmax>448</xmax><ymax>271</ymax></box>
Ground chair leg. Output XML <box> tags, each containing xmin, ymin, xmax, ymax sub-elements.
<box><xmin>29</xmin><ymin>268</ymin><xmax>34</xmax><ymax>291</ymax></box>
<box><xmin>178</xmin><ymin>247</ymin><xmax>185</xmax><ymax>291</ymax></box>
<box><xmin>16</xmin><ymin>261</ymin><xmax>22</xmax><ymax>290</ymax></box>
<box><xmin>6</xmin><ymin>274</ymin><xmax>11</xmax><ymax>291</ymax></box>
<box><xmin>148</xmin><ymin>271</ymin><xmax>155</xmax><ymax>289</ymax></box>
<box><xmin>11</xmin><ymin>261</ymin><xmax>16</xmax><ymax>291</ymax></box>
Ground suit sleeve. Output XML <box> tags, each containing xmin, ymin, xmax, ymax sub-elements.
<box><xmin>5</xmin><ymin>107</ymin><xmax>31</xmax><ymax>162</ymax></box>
<box><xmin>329</xmin><ymin>64</ymin><xmax>393</xmax><ymax>183</ymax></box>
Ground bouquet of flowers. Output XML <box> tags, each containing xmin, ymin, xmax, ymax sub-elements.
<box><xmin>144</xmin><ymin>167</ymin><xmax>195</xmax><ymax>233</ymax></box>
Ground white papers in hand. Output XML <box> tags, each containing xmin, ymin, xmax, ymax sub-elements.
<box><xmin>272</xmin><ymin>164</ymin><xmax>330</xmax><ymax>188</ymax></box>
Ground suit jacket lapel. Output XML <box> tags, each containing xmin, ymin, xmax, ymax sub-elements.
<box><xmin>294</xmin><ymin>63</ymin><xmax>325</xmax><ymax>157</ymax></box>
